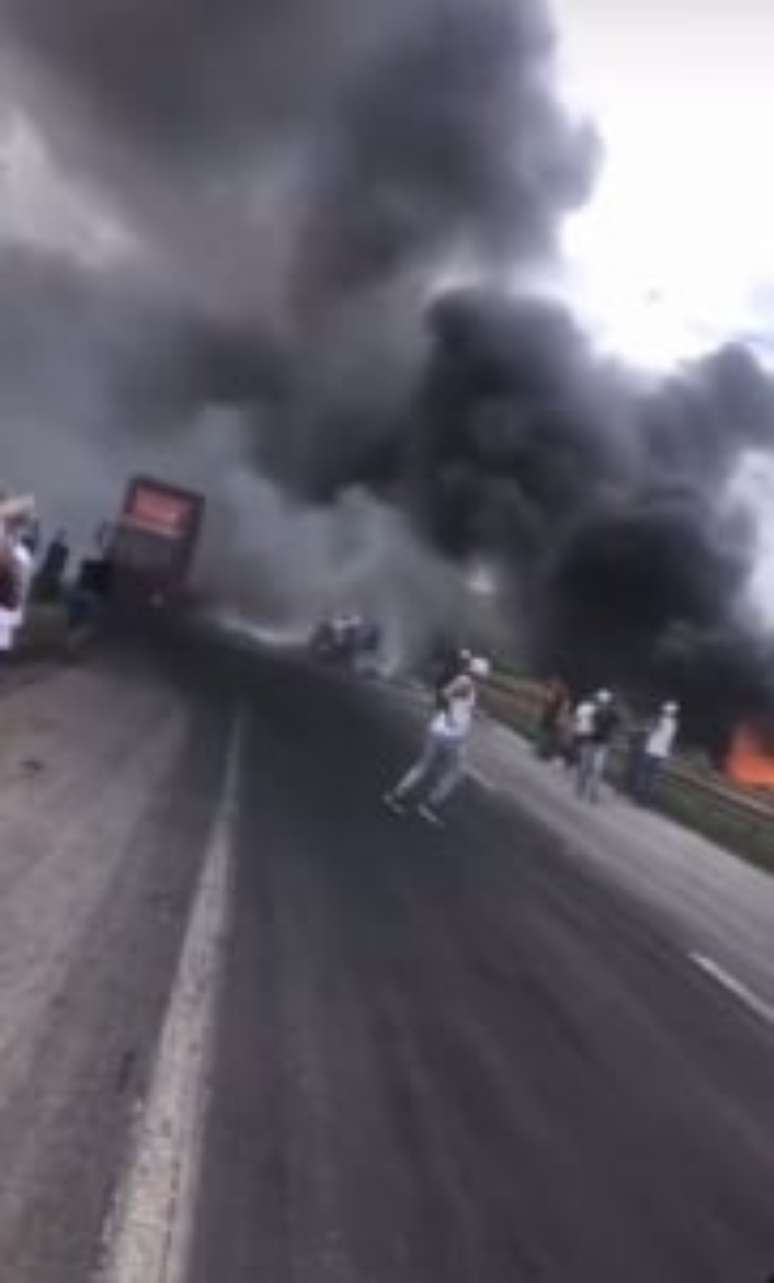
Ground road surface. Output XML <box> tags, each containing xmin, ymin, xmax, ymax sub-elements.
<box><xmin>191</xmin><ymin>651</ymin><xmax>774</xmax><ymax>1283</ymax></box>
<box><xmin>0</xmin><ymin>641</ymin><xmax>771</xmax><ymax>1282</ymax></box>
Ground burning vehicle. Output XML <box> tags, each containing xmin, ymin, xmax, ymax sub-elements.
<box><xmin>310</xmin><ymin>611</ymin><xmax>382</xmax><ymax>672</ymax></box>
<box><xmin>107</xmin><ymin>477</ymin><xmax>205</xmax><ymax>607</ymax></box>
<box><xmin>69</xmin><ymin>478</ymin><xmax>205</xmax><ymax>637</ymax></box>
<box><xmin>84</xmin><ymin>477</ymin><xmax>205</xmax><ymax>611</ymax></box>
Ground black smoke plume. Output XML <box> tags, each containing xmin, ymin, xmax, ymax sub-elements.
<box><xmin>407</xmin><ymin>292</ymin><xmax>774</xmax><ymax>754</ymax></box>
<box><xmin>0</xmin><ymin>1</ymin><xmax>771</xmax><ymax>754</ymax></box>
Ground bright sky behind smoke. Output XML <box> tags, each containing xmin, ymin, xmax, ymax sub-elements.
<box><xmin>554</xmin><ymin>0</ymin><xmax>774</xmax><ymax>371</ymax></box>
<box><xmin>553</xmin><ymin>0</ymin><xmax>774</xmax><ymax>621</ymax></box>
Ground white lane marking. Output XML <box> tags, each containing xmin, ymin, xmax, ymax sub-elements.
<box><xmin>467</xmin><ymin>766</ymin><xmax>497</xmax><ymax>794</ymax></box>
<box><xmin>690</xmin><ymin>954</ymin><xmax>774</xmax><ymax>1029</ymax></box>
<box><xmin>98</xmin><ymin>708</ymin><xmax>245</xmax><ymax>1283</ymax></box>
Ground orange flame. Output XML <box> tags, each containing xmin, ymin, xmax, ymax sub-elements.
<box><xmin>726</xmin><ymin>726</ymin><xmax>774</xmax><ymax>789</ymax></box>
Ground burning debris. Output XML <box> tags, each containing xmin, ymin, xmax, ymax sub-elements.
<box><xmin>727</xmin><ymin>724</ymin><xmax>774</xmax><ymax>791</ymax></box>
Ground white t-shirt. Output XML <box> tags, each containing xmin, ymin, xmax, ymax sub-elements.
<box><xmin>0</xmin><ymin>544</ymin><xmax>33</xmax><ymax>652</ymax></box>
<box><xmin>646</xmin><ymin>713</ymin><xmax>677</xmax><ymax>759</ymax></box>
<box><xmin>12</xmin><ymin>543</ymin><xmax>33</xmax><ymax>611</ymax></box>
<box><xmin>0</xmin><ymin>609</ymin><xmax>14</xmax><ymax>652</ymax></box>
<box><xmin>431</xmin><ymin>677</ymin><xmax>476</xmax><ymax>741</ymax></box>
<box><xmin>574</xmin><ymin>700</ymin><xmax>596</xmax><ymax>738</ymax></box>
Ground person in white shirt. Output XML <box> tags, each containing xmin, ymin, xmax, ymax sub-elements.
<box><xmin>573</xmin><ymin>697</ymin><xmax>596</xmax><ymax>740</ymax></box>
<box><xmin>0</xmin><ymin>551</ymin><xmax>18</xmax><ymax>655</ymax></box>
<box><xmin>12</xmin><ymin>536</ymin><xmax>34</xmax><ymax>608</ymax></box>
<box><xmin>385</xmin><ymin>655</ymin><xmax>490</xmax><ymax>824</ymax></box>
<box><xmin>575</xmin><ymin>690</ymin><xmax>619</xmax><ymax>803</ymax></box>
<box><xmin>568</xmin><ymin>694</ymin><xmax>595</xmax><ymax>772</ymax></box>
<box><xmin>633</xmin><ymin>701</ymin><xmax>679</xmax><ymax>804</ymax></box>
<box><xmin>0</xmin><ymin>527</ymin><xmax>33</xmax><ymax>656</ymax></box>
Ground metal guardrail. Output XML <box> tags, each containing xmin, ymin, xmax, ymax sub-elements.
<box><xmin>667</xmin><ymin>760</ymin><xmax>774</xmax><ymax>821</ymax></box>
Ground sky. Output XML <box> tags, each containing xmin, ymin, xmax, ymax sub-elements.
<box><xmin>552</xmin><ymin>0</ymin><xmax>774</xmax><ymax>370</ymax></box>
<box><xmin>3</xmin><ymin>3</ymin><xmax>772</xmax><ymax>375</ymax></box>
<box><xmin>550</xmin><ymin>0</ymin><xmax>774</xmax><ymax>624</ymax></box>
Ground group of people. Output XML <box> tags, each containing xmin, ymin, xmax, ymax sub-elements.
<box><xmin>538</xmin><ymin>678</ymin><xmax>680</xmax><ymax>806</ymax></box>
<box><xmin>383</xmin><ymin>655</ymin><xmax>681</xmax><ymax>826</ymax></box>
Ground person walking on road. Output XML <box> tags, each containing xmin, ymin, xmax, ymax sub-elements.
<box><xmin>569</xmin><ymin>693</ymin><xmax>596</xmax><ymax>772</ymax></box>
<box><xmin>385</xmin><ymin>654</ymin><xmax>490</xmax><ymax>825</ymax></box>
<box><xmin>34</xmin><ymin>529</ymin><xmax>70</xmax><ymax>602</ymax></box>
<box><xmin>432</xmin><ymin>646</ymin><xmax>472</xmax><ymax>709</ymax></box>
<box><xmin>576</xmin><ymin>690</ymin><xmax>619</xmax><ymax>803</ymax></box>
<box><xmin>633</xmin><ymin>701</ymin><xmax>679</xmax><ymax>805</ymax></box>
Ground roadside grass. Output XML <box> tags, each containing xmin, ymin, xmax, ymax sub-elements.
<box><xmin>657</xmin><ymin>781</ymin><xmax>774</xmax><ymax>874</ymax></box>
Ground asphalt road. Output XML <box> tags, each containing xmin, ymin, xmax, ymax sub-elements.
<box><xmin>0</xmin><ymin>647</ymin><xmax>232</xmax><ymax>1282</ymax></box>
<box><xmin>0</xmin><ymin>642</ymin><xmax>772</xmax><ymax>1282</ymax></box>
<box><xmin>189</xmin><ymin>652</ymin><xmax>774</xmax><ymax>1283</ymax></box>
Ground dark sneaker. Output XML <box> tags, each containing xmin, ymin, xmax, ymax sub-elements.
<box><xmin>417</xmin><ymin>802</ymin><xmax>443</xmax><ymax>827</ymax></box>
<box><xmin>383</xmin><ymin>792</ymin><xmax>407</xmax><ymax>815</ymax></box>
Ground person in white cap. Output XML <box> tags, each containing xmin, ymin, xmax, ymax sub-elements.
<box><xmin>570</xmin><ymin>693</ymin><xmax>596</xmax><ymax>770</ymax></box>
<box><xmin>634</xmin><ymin>701</ymin><xmax>679</xmax><ymax>805</ymax></box>
<box><xmin>385</xmin><ymin>654</ymin><xmax>490</xmax><ymax>824</ymax></box>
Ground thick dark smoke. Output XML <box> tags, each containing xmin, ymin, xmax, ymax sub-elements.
<box><xmin>0</xmin><ymin>0</ymin><xmax>772</xmax><ymax>753</ymax></box>
<box><xmin>0</xmin><ymin>0</ymin><xmax>593</xmax><ymax>326</ymax></box>
<box><xmin>289</xmin><ymin>282</ymin><xmax>774</xmax><ymax>752</ymax></box>
<box><xmin>408</xmin><ymin>292</ymin><xmax>774</xmax><ymax>753</ymax></box>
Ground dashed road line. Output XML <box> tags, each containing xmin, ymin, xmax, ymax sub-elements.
<box><xmin>690</xmin><ymin>953</ymin><xmax>774</xmax><ymax>1029</ymax></box>
<box><xmin>97</xmin><ymin>708</ymin><xmax>245</xmax><ymax>1283</ymax></box>
<box><xmin>467</xmin><ymin>766</ymin><xmax>498</xmax><ymax>794</ymax></box>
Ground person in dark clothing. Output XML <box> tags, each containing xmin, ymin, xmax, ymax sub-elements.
<box><xmin>536</xmin><ymin>676</ymin><xmax>570</xmax><ymax>760</ymax></box>
<box><xmin>434</xmin><ymin>647</ymin><xmax>472</xmax><ymax>710</ymax></box>
<box><xmin>34</xmin><ymin>530</ymin><xmax>70</xmax><ymax>601</ymax></box>
<box><xmin>66</xmin><ymin>554</ymin><xmax>114</xmax><ymax>631</ymax></box>
<box><xmin>17</xmin><ymin>517</ymin><xmax>41</xmax><ymax>558</ymax></box>
<box><xmin>625</xmin><ymin>719</ymin><xmax>648</xmax><ymax>797</ymax></box>
<box><xmin>0</xmin><ymin>542</ymin><xmax>21</xmax><ymax>612</ymax></box>
<box><xmin>577</xmin><ymin>690</ymin><xmax>620</xmax><ymax>803</ymax></box>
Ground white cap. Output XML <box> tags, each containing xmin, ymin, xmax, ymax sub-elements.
<box><xmin>596</xmin><ymin>689</ymin><xmax>612</xmax><ymax>703</ymax></box>
<box><xmin>663</xmin><ymin>701</ymin><xmax>679</xmax><ymax>714</ymax></box>
<box><xmin>470</xmin><ymin>656</ymin><xmax>491</xmax><ymax>679</ymax></box>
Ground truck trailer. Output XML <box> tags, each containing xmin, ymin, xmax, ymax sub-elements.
<box><xmin>106</xmin><ymin>476</ymin><xmax>205</xmax><ymax>607</ymax></box>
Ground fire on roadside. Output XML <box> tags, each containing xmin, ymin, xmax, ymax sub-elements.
<box><xmin>726</xmin><ymin>725</ymin><xmax>774</xmax><ymax>790</ymax></box>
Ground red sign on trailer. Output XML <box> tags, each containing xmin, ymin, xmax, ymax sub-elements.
<box><xmin>125</xmin><ymin>484</ymin><xmax>196</xmax><ymax>538</ymax></box>
<box><xmin>111</xmin><ymin>476</ymin><xmax>205</xmax><ymax>604</ymax></box>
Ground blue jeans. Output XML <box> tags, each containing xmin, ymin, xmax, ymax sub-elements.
<box><xmin>394</xmin><ymin>730</ymin><xmax>465</xmax><ymax>808</ymax></box>
<box><xmin>576</xmin><ymin>742</ymin><xmax>608</xmax><ymax>802</ymax></box>
<box><xmin>633</xmin><ymin>753</ymin><xmax>662</xmax><ymax>805</ymax></box>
